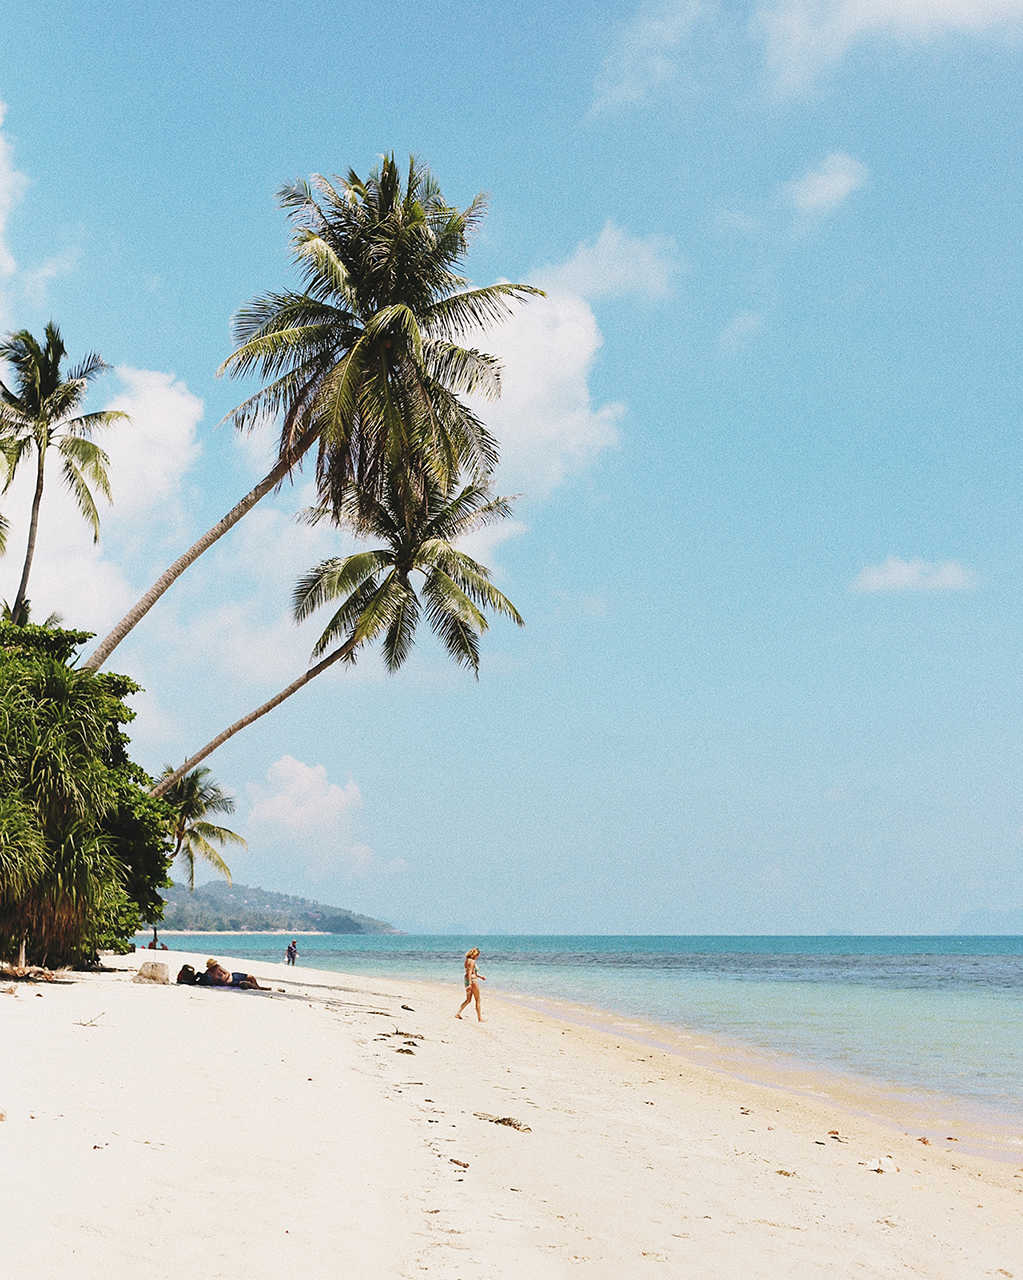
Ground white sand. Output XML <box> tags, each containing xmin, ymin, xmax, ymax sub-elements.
<box><xmin>2</xmin><ymin>950</ymin><xmax>1020</xmax><ymax>1279</ymax></box>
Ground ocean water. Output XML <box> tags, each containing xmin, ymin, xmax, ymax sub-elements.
<box><xmin>145</xmin><ymin>933</ymin><xmax>1023</xmax><ymax>1123</ymax></box>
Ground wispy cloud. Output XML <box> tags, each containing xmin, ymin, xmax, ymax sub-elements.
<box><xmin>18</xmin><ymin>247</ymin><xmax>80</xmax><ymax>305</ymax></box>
<box><xmin>0</xmin><ymin>101</ymin><xmax>28</xmax><ymax>290</ymax></box>
<box><xmin>247</xmin><ymin>755</ymin><xmax>362</xmax><ymax>831</ymax></box>
<box><xmin>719</xmin><ymin>309</ymin><xmax>764</xmax><ymax>350</ymax></box>
<box><xmin>851</xmin><ymin>556</ymin><xmax>977</xmax><ymax>593</ymax></box>
<box><xmin>756</xmin><ymin>0</ymin><xmax>1023</xmax><ymax>91</ymax></box>
<box><xmin>245</xmin><ymin>755</ymin><xmax>405</xmax><ymax>877</ymax></box>
<box><xmin>537</xmin><ymin>221</ymin><xmax>680</xmax><ymax>301</ymax></box>
<box><xmin>785</xmin><ymin>151</ymin><xmax>868</xmax><ymax>215</ymax></box>
<box><xmin>0</xmin><ymin>102</ymin><xmax>78</xmax><ymax>319</ymax></box>
<box><xmin>592</xmin><ymin>0</ymin><xmax>702</xmax><ymax>110</ymax></box>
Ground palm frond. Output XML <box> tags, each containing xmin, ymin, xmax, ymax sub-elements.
<box><xmin>292</xmin><ymin>550</ymin><xmax>390</xmax><ymax>621</ymax></box>
<box><xmin>381</xmin><ymin>581</ymin><xmax>420</xmax><ymax>672</ymax></box>
<box><xmin>423</xmin><ymin>341</ymin><xmax>502</xmax><ymax>399</ymax></box>
<box><xmin>422</xmin><ymin>574</ymin><xmax>482</xmax><ymax>673</ymax></box>
<box><xmin>424</xmin><ymin>284</ymin><xmax>544</xmax><ymax>338</ymax></box>
<box><xmin>60</xmin><ymin>458</ymin><xmax>103</xmax><ymax>540</ymax></box>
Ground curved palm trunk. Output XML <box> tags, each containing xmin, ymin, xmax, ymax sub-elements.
<box><xmin>13</xmin><ymin>447</ymin><xmax>46</xmax><ymax>619</ymax></box>
<box><xmin>82</xmin><ymin>424</ymin><xmax>320</xmax><ymax>672</ymax></box>
<box><xmin>150</xmin><ymin>637</ymin><xmax>357</xmax><ymax>799</ymax></box>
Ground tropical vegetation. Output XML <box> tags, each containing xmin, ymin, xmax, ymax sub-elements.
<box><xmin>159</xmin><ymin>766</ymin><xmax>246</xmax><ymax>890</ymax></box>
<box><xmin>83</xmin><ymin>154</ymin><xmax>539</xmax><ymax>672</ymax></box>
<box><xmin>160</xmin><ymin>881</ymin><xmax>391</xmax><ymax>934</ymax></box>
<box><xmin>0</xmin><ymin>324</ymin><xmax>125</xmax><ymax>621</ymax></box>
<box><xmin>0</xmin><ymin>623</ymin><xmax>173</xmax><ymax>967</ymax></box>
<box><xmin>0</xmin><ymin>152</ymin><xmax>534</xmax><ymax>964</ymax></box>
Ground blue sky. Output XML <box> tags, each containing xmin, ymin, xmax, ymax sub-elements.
<box><xmin>2</xmin><ymin>1</ymin><xmax>1022</xmax><ymax>932</ymax></box>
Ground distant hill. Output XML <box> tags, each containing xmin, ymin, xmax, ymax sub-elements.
<box><xmin>159</xmin><ymin>881</ymin><xmax>395</xmax><ymax>934</ymax></box>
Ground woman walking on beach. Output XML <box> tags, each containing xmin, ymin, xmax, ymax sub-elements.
<box><xmin>456</xmin><ymin>947</ymin><xmax>485</xmax><ymax>1021</ymax></box>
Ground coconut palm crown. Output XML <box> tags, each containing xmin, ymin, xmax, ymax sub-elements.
<box><xmin>220</xmin><ymin>154</ymin><xmax>542</xmax><ymax>515</ymax></box>
<box><xmin>150</xmin><ymin>469</ymin><xmax>522</xmax><ymax>799</ymax></box>
<box><xmin>158</xmin><ymin>766</ymin><xmax>245</xmax><ymax>891</ymax></box>
<box><xmin>0</xmin><ymin>323</ymin><xmax>125</xmax><ymax>618</ymax></box>
<box><xmin>295</xmin><ymin>469</ymin><xmax>524</xmax><ymax>674</ymax></box>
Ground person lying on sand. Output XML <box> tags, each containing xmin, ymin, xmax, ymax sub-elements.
<box><xmin>195</xmin><ymin>959</ymin><xmax>269</xmax><ymax>990</ymax></box>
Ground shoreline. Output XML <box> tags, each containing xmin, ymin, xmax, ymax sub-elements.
<box><xmin>5</xmin><ymin>948</ymin><xmax>1020</xmax><ymax>1278</ymax></box>
<box><xmin>134</xmin><ymin>934</ymin><xmax>1023</xmax><ymax>1144</ymax></box>
<box><xmin>495</xmin><ymin>987</ymin><xmax>1023</xmax><ymax>1164</ymax></box>
<box><xmin>143</xmin><ymin>929</ymin><xmax>333</xmax><ymax>936</ymax></box>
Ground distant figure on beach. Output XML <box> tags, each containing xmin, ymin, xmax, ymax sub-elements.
<box><xmin>199</xmin><ymin>958</ymin><xmax>268</xmax><ymax>990</ymax></box>
<box><xmin>286</xmin><ymin>940</ymin><xmax>298</xmax><ymax>966</ymax></box>
<box><xmin>456</xmin><ymin>947</ymin><xmax>486</xmax><ymax>1021</ymax></box>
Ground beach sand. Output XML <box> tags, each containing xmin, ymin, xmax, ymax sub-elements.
<box><xmin>2</xmin><ymin>950</ymin><xmax>1020</xmax><ymax>1279</ymax></box>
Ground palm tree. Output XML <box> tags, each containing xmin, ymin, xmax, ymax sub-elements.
<box><xmin>151</xmin><ymin>468</ymin><xmax>522</xmax><ymax>798</ymax></box>
<box><xmin>83</xmin><ymin>154</ymin><xmax>540</xmax><ymax>673</ymax></box>
<box><xmin>159</xmin><ymin>766</ymin><xmax>245</xmax><ymax>890</ymax></box>
<box><xmin>2</xmin><ymin>597</ymin><xmax>62</xmax><ymax>627</ymax></box>
<box><xmin>0</xmin><ymin>324</ymin><xmax>125</xmax><ymax>620</ymax></box>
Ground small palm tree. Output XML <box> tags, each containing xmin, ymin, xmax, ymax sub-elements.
<box><xmin>0</xmin><ymin>323</ymin><xmax>126</xmax><ymax>619</ymax></box>
<box><xmin>158</xmin><ymin>767</ymin><xmax>246</xmax><ymax>890</ymax></box>
<box><xmin>83</xmin><ymin>154</ymin><xmax>540</xmax><ymax>673</ymax></box>
<box><xmin>151</xmin><ymin>469</ymin><xmax>522</xmax><ymax>798</ymax></box>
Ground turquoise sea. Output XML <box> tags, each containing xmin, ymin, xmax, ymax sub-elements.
<box><xmin>143</xmin><ymin>933</ymin><xmax>1023</xmax><ymax>1126</ymax></box>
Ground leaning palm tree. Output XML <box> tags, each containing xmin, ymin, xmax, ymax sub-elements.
<box><xmin>83</xmin><ymin>154</ymin><xmax>540</xmax><ymax>673</ymax></box>
<box><xmin>0</xmin><ymin>324</ymin><xmax>125</xmax><ymax>620</ymax></box>
<box><xmin>159</xmin><ymin>766</ymin><xmax>245</xmax><ymax>891</ymax></box>
<box><xmin>151</xmin><ymin>468</ymin><xmax>522</xmax><ymax>798</ymax></box>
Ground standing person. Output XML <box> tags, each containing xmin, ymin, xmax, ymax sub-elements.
<box><xmin>285</xmin><ymin>939</ymin><xmax>298</xmax><ymax>966</ymax></box>
<box><xmin>455</xmin><ymin>947</ymin><xmax>486</xmax><ymax>1021</ymax></box>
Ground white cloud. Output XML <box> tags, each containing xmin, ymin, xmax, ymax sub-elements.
<box><xmin>592</xmin><ymin>0</ymin><xmax>703</xmax><ymax>110</ymax></box>
<box><xmin>104</xmin><ymin>367</ymin><xmax>204</xmax><ymax>522</ymax></box>
<box><xmin>247</xmin><ymin>754</ymin><xmax>362</xmax><ymax>830</ymax></box>
<box><xmin>719</xmin><ymin>309</ymin><xmax>765</xmax><ymax>350</ymax></box>
<box><xmin>18</xmin><ymin>247</ymin><xmax>79</xmax><ymax>305</ymax></box>
<box><xmin>786</xmin><ymin>152</ymin><xmax>868</xmax><ymax>214</ymax></box>
<box><xmin>0</xmin><ymin>101</ymin><xmax>27</xmax><ymax>280</ymax></box>
<box><xmin>851</xmin><ymin>556</ymin><xmax>977</xmax><ymax>592</ymax></box>
<box><xmin>0</xmin><ymin>365</ymin><xmax>205</xmax><ymax>629</ymax></box>
<box><xmin>537</xmin><ymin>222</ymin><xmax>680</xmax><ymax>300</ymax></box>
<box><xmin>245</xmin><ymin>755</ymin><xmax>398</xmax><ymax>877</ymax></box>
<box><xmin>464</xmin><ymin>223</ymin><xmax>678</xmax><ymax>504</ymax></box>
<box><xmin>475</xmin><ymin>290</ymin><xmax>623</xmax><ymax>498</ymax></box>
<box><xmin>756</xmin><ymin>0</ymin><xmax>1023</xmax><ymax>91</ymax></box>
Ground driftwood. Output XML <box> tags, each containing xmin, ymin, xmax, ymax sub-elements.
<box><xmin>474</xmin><ymin>1111</ymin><xmax>532</xmax><ymax>1133</ymax></box>
<box><xmin>0</xmin><ymin>964</ymin><xmax>61</xmax><ymax>983</ymax></box>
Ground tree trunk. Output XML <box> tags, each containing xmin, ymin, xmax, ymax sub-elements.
<box><xmin>12</xmin><ymin>446</ymin><xmax>46</xmax><ymax>620</ymax></box>
<box><xmin>17</xmin><ymin>934</ymin><xmax>26</xmax><ymax>970</ymax></box>
<box><xmin>149</xmin><ymin>639</ymin><xmax>357</xmax><ymax>799</ymax></box>
<box><xmin>81</xmin><ymin>424</ymin><xmax>320</xmax><ymax>672</ymax></box>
